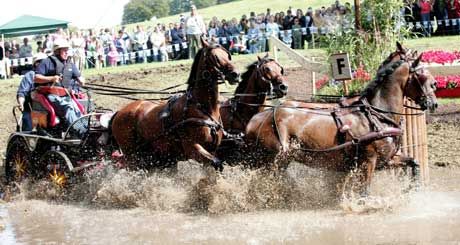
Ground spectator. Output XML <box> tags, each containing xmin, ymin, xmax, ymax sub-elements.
<box><xmin>239</xmin><ymin>15</ymin><xmax>250</xmax><ymax>34</ymax></box>
<box><xmin>115</xmin><ymin>30</ymin><xmax>127</xmax><ymax>64</ymax></box>
<box><xmin>283</xmin><ymin>9</ymin><xmax>294</xmax><ymax>30</ymax></box>
<box><xmin>278</xmin><ymin>12</ymin><xmax>286</xmax><ymax>30</ymax></box>
<box><xmin>292</xmin><ymin>17</ymin><xmax>303</xmax><ymax>49</ymax></box>
<box><xmin>0</xmin><ymin>43</ymin><xmax>3</xmax><ymax>60</ymax></box>
<box><xmin>170</xmin><ymin>22</ymin><xmax>186</xmax><ymax>59</ymax></box>
<box><xmin>281</xmin><ymin>30</ymin><xmax>292</xmax><ymax>46</ymax></box>
<box><xmin>133</xmin><ymin>25</ymin><xmax>147</xmax><ymax>63</ymax></box>
<box><xmin>19</xmin><ymin>38</ymin><xmax>33</xmax><ymax>58</ymax></box>
<box><xmin>228</xmin><ymin>18</ymin><xmax>240</xmax><ymax>36</ymax></box>
<box><xmin>185</xmin><ymin>5</ymin><xmax>206</xmax><ymax>59</ymax></box>
<box><xmin>255</xmin><ymin>15</ymin><xmax>267</xmax><ymax>52</ymax></box>
<box><xmin>247</xmin><ymin>20</ymin><xmax>261</xmax><ymax>53</ymax></box>
<box><xmin>71</xmin><ymin>31</ymin><xmax>86</xmax><ymax>71</ymax></box>
<box><xmin>150</xmin><ymin>26</ymin><xmax>169</xmax><ymax>62</ymax></box>
<box><xmin>266</xmin><ymin>15</ymin><xmax>280</xmax><ymax>37</ymax></box>
<box><xmin>208</xmin><ymin>20</ymin><xmax>220</xmax><ymax>43</ymax></box>
<box><xmin>447</xmin><ymin>0</ymin><xmax>460</xmax><ymax>19</ymax></box>
<box><xmin>418</xmin><ymin>0</ymin><xmax>432</xmax><ymax>36</ymax></box>
<box><xmin>229</xmin><ymin>32</ymin><xmax>248</xmax><ymax>55</ymax></box>
<box><xmin>107</xmin><ymin>44</ymin><xmax>118</xmax><ymax>67</ymax></box>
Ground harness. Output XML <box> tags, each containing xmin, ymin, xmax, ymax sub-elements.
<box><xmin>142</xmin><ymin>45</ymin><xmax>230</xmax><ymax>153</ymax></box>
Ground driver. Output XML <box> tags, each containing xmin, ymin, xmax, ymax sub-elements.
<box><xmin>16</xmin><ymin>52</ymin><xmax>48</xmax><ymax>131</ymax></box>
<box><xmin>34</xmin><ymin>39</ymin><xmax>87</xmax><ymax>138</ymax></box>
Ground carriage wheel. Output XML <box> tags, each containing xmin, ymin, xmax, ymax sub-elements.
<box><xmin>40</xmin><ymin>151</ymin><xmax>72</xmax><ymax>188</ymax></box>
<box><xmin>5</xmin><ymin>137</ymin><xmax>32</xmax><ymax>183</ymax></box>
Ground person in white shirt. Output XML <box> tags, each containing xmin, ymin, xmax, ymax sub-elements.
<box><xmin>184</xmin><ymin>5</ymin><xmax>206</xmax><ymax>59</ymax></box>
<box><xmin>150</xmin><ymin>26</ymin><xmax>169</xmax><ymax>62</ymax></box>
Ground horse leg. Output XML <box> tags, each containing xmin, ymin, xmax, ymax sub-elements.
<box><xmin>358</xmin><ymin>153</ymin><xmax>378</xmax><ymax>197</ymax></box>
<box><xmin>390</xmin><ymin>155</ymin><xmax>421</xmax><ymax>191</ymax></box>
<box><xmin>183</xmin><ymin>143</ymin><xmax>223</xmax><ymax>172</ymax></box>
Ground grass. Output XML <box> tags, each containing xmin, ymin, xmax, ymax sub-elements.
<box><xmin>123</xmin><ymin>0</ymin><xmax>333</xmax><ymax>31</ymax></box>
<box><xmin>405</xmin><ymin>36</ymin><xmax>460</xmax><ymax>51</ymax></box>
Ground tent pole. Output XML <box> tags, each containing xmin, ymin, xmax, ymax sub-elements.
<box><xmin>1</xmin><ymin>34</ymin><xmax>5</xmax><ymax>80</ymax></box>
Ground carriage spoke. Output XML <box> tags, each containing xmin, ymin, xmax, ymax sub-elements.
<box><xmin>49</xmin><ymin>165</ymin><xmax>66</xmax><ymax>187</ymax></box>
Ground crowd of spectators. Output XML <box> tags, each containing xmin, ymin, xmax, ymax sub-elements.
<box><xmin>1</xmin><ymin>0</ymin><xmax>460</xmax><ymax>78</ymax></box>
<box><xmin>405</xmin><ymin>0</ymin><xmax>460</xmax><ymax>36</ymax></box>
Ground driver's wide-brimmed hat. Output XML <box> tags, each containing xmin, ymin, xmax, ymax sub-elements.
<box><xmin>53</xmin><ymin>39</ymin><xmax>70</xmax><ymax>51</ymax></box>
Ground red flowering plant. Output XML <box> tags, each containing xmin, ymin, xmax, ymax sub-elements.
<box><xmin>315</xmin><ymin>75</ymin><xmax>330</xmax><ymax>90</ymax></box>
<box><xmin>434</xmin><ymin>75</ymin><xmax>460</xmax><ymax>89</ymax></box>
<box><xmin>347</xmin><ymin>63</ymin><xmax>372</xmax><ymax>95</ymax></box>
<box><xmin>421</xmin><ymin>51</ymin><xmax>460</xmax><ymax>64</ymax></box>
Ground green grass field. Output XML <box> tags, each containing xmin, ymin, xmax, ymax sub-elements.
<box><xmin>124</xmin><ymin>0</ymin><xmax>333</xmax><ymax>30</ymax></box>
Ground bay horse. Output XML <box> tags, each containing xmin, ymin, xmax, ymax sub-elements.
<box><xmin>245</xmin><ymin>55</ymin><xmax>437</xmax><ymax>194</ymax></box>
<box><xmin>111</xmin><ymin>37</ymin><xmax>240</xmax><ymax>171</ymax></box>
<box><xmin>218</xmin><ymin>55</ymin><xmax>288</xmax><ymax>161</ymax></box>
<box><xmin>220</xmin><ymin>54</ymin><xmax>288</xmax><ymax>135</ymax></box>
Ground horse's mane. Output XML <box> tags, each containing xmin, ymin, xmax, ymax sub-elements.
<box><xmin>377</xmin><ymin>48</ymin><xmax>408</xmax><ymax>70</ymax></box>
<box><xmin>361</xmin><ymin>60</ymin><xmax>406</xmax><ymax>99</ymax></box>
<box><xmin>187</xmin><ymin>48</ymin><xmax>204</xmax><ymax>88</ymax></box>
<box><xmin>236</xmin><ymin>57</ymin><xmax>276</xmax><ymax>94</ymax></box>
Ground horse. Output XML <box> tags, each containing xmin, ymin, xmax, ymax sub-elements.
<box><xmin>110</xmin><ymin>37</ymin><xmax>240</xmax><ymax>171</ymax></box>
<box><xmin>217</xmin><ymin>54</ymin><xmax>288</xmax><ymax>161</ymax></box>
<box><xmin>245</xmin><ymin>54</ymin><xmax>437</xmax><ymax>194</ymax></box>
<box><xmin>220</xmin><ymin>54</ymin><xmax>288</xmax><ymax>135</ymax></box>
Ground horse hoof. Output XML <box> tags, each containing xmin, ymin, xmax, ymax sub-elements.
<box><xmin>212</xmin><ymin>159</ymin><xmax>224</xmax><ymax>172</ymax></box>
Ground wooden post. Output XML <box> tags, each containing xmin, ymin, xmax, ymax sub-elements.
<box><xmin>354</xmin><ymin>0</ymin><xmax>361</xmax><ymax>31</ymax></box>
<box><xmin>343</xmin><ymin>80</ymin><xmax>350</xmax><ymax>95</ymax></box>
<box><xmin>312</xmin><ymin>57</ymin><xmax>316</xmax><ymax>96</ymax></box>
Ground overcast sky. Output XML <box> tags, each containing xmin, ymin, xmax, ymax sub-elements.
<box><xmin>0</xmin><ymin>0</ymin><xmax>131</xmax><ymax>29</ymax></box>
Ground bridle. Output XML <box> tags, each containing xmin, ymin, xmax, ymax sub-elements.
<box><xmin>195</xmin><ymin>44</ymin><xmax>234</xmax><ymax>87</ymax></box>
<box><xmin>253</xmin><ymin>59</ymin><xmax>285</xmax><ymax>98</ymax></box>
<box><xmin>405</xmin><ymin>65</ymin><xmax>432</xmax><ymax>110</ymax></box>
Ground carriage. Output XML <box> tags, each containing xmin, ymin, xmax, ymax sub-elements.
<box><xmin>4</xmin><ymin>89</ymin><xmax>115</xmax><ymax>187</ymax></box>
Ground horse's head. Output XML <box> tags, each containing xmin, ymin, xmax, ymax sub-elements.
<box><xmin>403</xmin><ymin>54</ymin><xmax>438</xmax><ymax>112</ymax></box>
<box><xmin>189</xmin><ymin>36</ymin><xmax>240</xmax><ymax>87</ymax></box>
<box><xmin>380</xmin><ymin>42</ymin><xmax>418</xmax><ymax>69</ymax></box>
<box><xmin>254</xmin><ymin>55</ymin><xmax>288</xmax><ymax>98</ymax></box>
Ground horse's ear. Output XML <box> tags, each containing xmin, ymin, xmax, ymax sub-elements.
<box><xmin>264</xmin><ymin>52</ymin><xmax>269</xmax><ymax>59</ymax></box>
<box><xmin>257</xmin><ymin>55</ymin><xmax>262</xmax><ymax>63</ymax></box>
<box><xmin>200</xmin><ymin>35</ymin><xmax>209</xmax><ymax>48</ymax></box>
<box><xmin>412</xmin><ymin>54</ymin><xmax>422</xmax><ymax>68</ymax></box>
<box><xmin>396</xmin><ymin>41</ymin><xmax>403</xmax><ymax>52</ymax></box>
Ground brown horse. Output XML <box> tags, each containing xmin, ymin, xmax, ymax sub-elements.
<box><xmin>218</xmin><ymin>55</ymin><xmax>288</xmax><ymax>161</ymax></box>
<box><xmin>111</xmin><ymin>38</ymin><xmax>240</xmax><ymax>171</ymax></box>
<box><xmin>245</xmin><ymin>55</ymin><xmax>437</xmax><ymax>194</ymax></box>
<box><xmin>220</xmin><ymin>55</ymin><xmax>288</xmax><ymax>135</ymax></box>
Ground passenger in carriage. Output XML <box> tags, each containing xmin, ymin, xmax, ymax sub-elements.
<box><xmin>16</xmin><ymin>52</ymin><xmax>48</xmax><ymax>131</ymax></box>
<box><xmin>34</xmin><ymin>39</ymin><xmax>88</xmax><ymax>138</ymax></box>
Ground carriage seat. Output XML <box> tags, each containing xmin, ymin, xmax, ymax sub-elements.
<box><xmin>31</xmin><ymin>92</ymin><xmax>60</xmax><ymax>128</ymax></box>
<box><xmin>30</xmin><ymin>91</ymin><xmax>88</xmax><ymax>129</ymax></box>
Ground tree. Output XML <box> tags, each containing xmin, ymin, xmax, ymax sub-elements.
<box><xmin>192</xmin><ymin>0</ymin><xmax>218</xmax><ymax>9</ymax></box>
<box><xmin>144</xmin><ymin>0</ymin><xmax>170</xmax><ymax>18</ymax></box>
<box><xmin>122</xmin><ymin>0</ymin><xmax>154</xmax><ymax>24</ymax></box>
<box><xmin>169</xmin><ymin>0</ymin><xmax>192</xmax><ymax>15</ymax></box>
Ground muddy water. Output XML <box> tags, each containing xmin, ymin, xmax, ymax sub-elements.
<box><xmin>1</xmin><ymin>162</ymin><xmax>460</xmax><ymax>244</ymax></box>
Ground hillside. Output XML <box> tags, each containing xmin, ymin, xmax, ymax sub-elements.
<box><xmin>123</xmin><ymin>0</ymin><xmax>333</xmax><ymax>30</ymax></box>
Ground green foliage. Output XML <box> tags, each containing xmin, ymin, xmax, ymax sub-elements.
<box><xmin>122</xmin><ymin>0</ymin><xmax>171</xmax><ymax>25</ymax></box>
<box><xmin>323</xmin><ymin>0</ymin><xmax>412</xmax><ymax>95</ymax></box>
<box><xmin>122</xmin><ymin>0</ymin><xmax>154</xmax><ymax>24</ymax></box>
<box><xmin>193</xmin><ymin>0</ymin><xmax>219</xmax><ymax>9</ymax></box>
<box><xmin>145</xmin><ymin>0</ymin><xmax>171</xmax><ymax>18</ymax></box>
<box><xmin>169</xmin><ymin>0</ymin><xmax>192</xmax><ymax>15</ymax></box>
